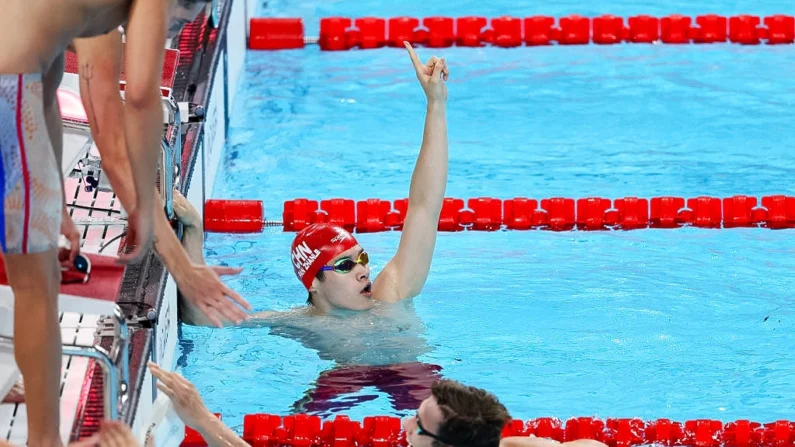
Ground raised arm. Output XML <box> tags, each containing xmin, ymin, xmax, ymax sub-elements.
<box><xmin>373</xmin><ymin>42</ymin><xmax>449</xmax><ymax>303</ymax></box>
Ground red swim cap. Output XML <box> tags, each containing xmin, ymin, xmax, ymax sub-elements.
<box><xmin>291</xmin><ymin>224</ymin><xmax>359</xmax><ymax>290</ymax></box>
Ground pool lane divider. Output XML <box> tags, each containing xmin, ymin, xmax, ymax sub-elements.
<box><xmin>247</xmin><ymin>15</ymin><xmax>795</xmax><ymax>50</ymax></box>
<box><xmin>201</xmin><ymin>195</ymin><xmax>795</xmax><ymax>233</ymax></box>
<box><xmin>181</xmin><ymin>414</ymin><xmax>795</xmax><ymax>447</ymax></box>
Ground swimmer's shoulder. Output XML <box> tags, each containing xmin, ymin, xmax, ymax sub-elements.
<box><xmin>244</xmin><ymin>307</ymin><xmax>313</xmax><ymax>328</ymax></box>
<box><xmin>372</xmin><ymin>268</ymin><xmax>401</xmax><ymax>303</ymax></box>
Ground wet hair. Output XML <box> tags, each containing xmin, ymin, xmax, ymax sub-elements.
<box><xmin>177</xmin><ymin>0</ymin><xmax>212</xmax><ymax>6</ymax></box>
<box><xmin>306</xmin><ymin>270</ymin><xmax>325</xmax><ymax>305</ymax></box>
<box><xmin>431</xmin><ymin>380</ymin><xmax>511</xmax><ymax>447</ymax></box>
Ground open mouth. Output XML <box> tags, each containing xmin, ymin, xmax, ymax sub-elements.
<box><xmin>361</xmin><ymin>282</ymin><xmax>372</xmax><ymax>297</ymax></box>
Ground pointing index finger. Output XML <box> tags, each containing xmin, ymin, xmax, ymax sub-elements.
<box><xmin>403</xmin><ymin>41</ymin><xmax>423</xmax><ymax>73</ymax></box>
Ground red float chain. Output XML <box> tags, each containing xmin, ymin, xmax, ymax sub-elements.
<box><xmin>247</xmin><ymin>15</ymin><xmax>795</xmax><ymax>50</ymax></box>
<box><xmin>181</xmin><ymin>414</ymin><xmax>795</xmax><ymax>447</ymax></box>
<box><xmin>203</xmin><ymin>195</ymin><xmax>795</xmax><ymax>233</ymax></box>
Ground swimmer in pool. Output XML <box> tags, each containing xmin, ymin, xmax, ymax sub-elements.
<box><xmin>0</xmin><ymin>0</ymin><xmax>194</xmax><ymax>444</ymax></box>
<box><xmin>177</xmin><ymin>41</ymin><xmax>450</xmax><ymax>415</ymax></box>
<box><xmin>149</xmin><ymin>364</ymin><xmax>608</xmax><ymax>447</ymax></box>
<box><xmin>1</xmin><ymin>365</ymin><xmax>611</xmax><ymax>447</ymax></box>
<box><xmin>148</xmin><ymin>362</ymin><xmax>516</xmax><ymax>447</ymax></box>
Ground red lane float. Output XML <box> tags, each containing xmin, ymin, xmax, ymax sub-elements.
<box><xmin>204</xmin><ymin>199</ymin><xmax>265</xmax><ymax>233</ymax></box>
<box><xmin>183</xmin><ymin>415</ymin><xmax>795</xmax><ymax>447</ymax></box>
<box><xmin>357</xmin><ymin>17</ymin><xmax>386</xmax><ymax>49</ymax></box>
<box><xmin>424</xmin><ymin>17</ymin><xmax>455</xmax><ymax>48</ymax></box>
<box><xmin>203</xmin><ymin>195</ymin><xmax>795</xmax><ymax>233</ymax></box>
<box><xmin>249</xmin><ymin>18</ymin><xmax>305</xmax><ymax>50</ymax></box>
<box><xmin>629</xmin><ymin>15</ymin><xmax>659</xmax><ymax>42</ymax></box>
<box><xmin>593</xmin><ymin>15</ymin><xmax>626</xmax><ymax>45</ymax></box>
<box><xmin>388</xmin><ymin>17</ymin><xmax>419</xmax><ymax>47</ymax></box>
<box><xmin>250</xmin><ymin>15</ymin><xmax>795</xmax><ymax>49</ymax></box>
<box><xmin>492</xmin><ymin>16</ymin><xmax>523</xmax><ymax>47</ymax></box>
<box><xmin>524</xmin><ymin>16</ymin><xmax>555</xmax><ymax>45</ymax></box>
<box><xmin>558</xmin><ymin>15</ymin><xmax>590</xmax><ymax>45</ymax></box>
<box><xmin>457</xmin><ymin>16</ymin><xmax>488</xmax><ymax>46</ymax></box>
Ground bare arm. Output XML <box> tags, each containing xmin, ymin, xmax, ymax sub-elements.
<box><xmin>73</xmin><ymin>35</ymin><xmax>252</xmax><ymax>328</ymax></box>
<box><xmin>73</xmin><ymin>32</ymin><xmax>126</xmax><ymax>179</ymax></box>
<box><xmin>194</xmin><ymin>417</ymin><xmax>251</xmax><ymax>447</ymax></box>
<box><xmin>73</xmin><ymin>33</ymin><xmax>181</xmax><ymax>267</ymax></box>
<box><xmin>117</xmin><ymin>0</ymin><xmax>170</xmax><ymax>261</ymax></box>
<box><xmin>149</xmin><ymin>363</ymin><xmax>251</xmax><ymax>447</ymax></box>
<box><xmin>374</xmin><ymin>42</ymin><xmax>449</xmax><ymax>302</ymax></box>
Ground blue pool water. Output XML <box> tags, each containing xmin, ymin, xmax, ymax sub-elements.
<box><xmin>178</xmin><ymin>0</ymin><xmax>795</xmax><ymax>433</ymax></box>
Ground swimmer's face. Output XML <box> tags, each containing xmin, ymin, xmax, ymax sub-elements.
<box><xmin>311</xmin><ymin>245</ymin><xmax>374</xmax><ymax>311</ymax></box>
<box><xmin>402</xmin><ymin>396</ymin><xmax>445</xmax><ymax>447</ymax></box>
<box><xmin>167</xmin><ymin>0</ymin><xmax>210</xmax><ymax>38</ymax></box>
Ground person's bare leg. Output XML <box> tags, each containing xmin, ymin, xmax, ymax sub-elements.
<box><xmin>42</xmin><ymin>52</ymin><xmax>80</xmax><ymax>262</ymax></box>
<box><xmin>6</xmin><ymin>250</ymin><xmax>63</xmax><ymax>447</ymax></box>
<box><xmin>9</xmin><ymin>53</ymin><xmax>71</xmax><ymax>447</ymax></box>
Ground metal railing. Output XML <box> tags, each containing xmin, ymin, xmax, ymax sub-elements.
<box><xmin>0</xmin><ymin>305</ymin><xmax>130</xmax><ymax>420</ymax></box>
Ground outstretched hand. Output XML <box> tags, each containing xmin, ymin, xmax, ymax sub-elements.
<box><xmin>148</xmin><ymin>362</ymin><xmax>211</xmax><ymax>432</ymax></box>
<box><xmin>179</xmin><ymin>263</ymin><xmax>251</xmax><ymax>327</ymax></box>
<box><xmin>404</xmin><ymin>41</ymin><xmax>449</xmax><ymax>102</ymax></box>
<box><xmin>169</xmin><ymin>188</ymin><xmax>250</xmax><ymax>327</ymax></box>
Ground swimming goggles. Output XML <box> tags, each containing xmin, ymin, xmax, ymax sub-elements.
<box><xmin>320</xmin><ymin>251</ymin><xmax>369</xmax><ymax>274</ymax></box>
<box><xmin>416</xmin><ymin>412</ymin><xmax>455</xmax><ymax>445</ymax></box>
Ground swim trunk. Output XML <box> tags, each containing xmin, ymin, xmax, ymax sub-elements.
<box><xmin>0</xmin><ymin>74</ymin><xmax>62</xmax><ymax>254</ymax></box>
<box><xmin>292</xmin><ymin>362</ymin><xmax>443</xmax><ymax>416</ymax></box>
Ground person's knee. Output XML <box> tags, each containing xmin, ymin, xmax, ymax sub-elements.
<box><xmin>3</xmin><ymin>251</ymin><xmax>60</xmax><ymax>298</ymax></box>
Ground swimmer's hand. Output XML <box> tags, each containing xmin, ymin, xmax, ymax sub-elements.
<box><xmin>148</xmin><ymin>362</ymin><xmax>249</xmax><ymax>447</ymax></box>
<box><xmin>118</xmin><ymin>206</ymin><xmax>155</xmax><ymax>265</ymax></box>
<box><xmin>176</xmin><ymin>263</ymin><xmax>251</xmax><ymax>327</ymax></box>
<box><xmin>172</xmin><ymin>190</ymin><xmax>201</xmax><ymax>228</ymax></box>
<box><xmin>169</xmin><ymin>189</ymin><xmax>249</xmax><ymax>326</ymax></box>
<box><xmin>404</xmin><ymin>41</ymin><xmax>449</xmax><ymax>102</ymax></box>
<box><xmin>148</xmin><ymin>362</ymin><xmax>211</xmax><ymax>431</ymax></box>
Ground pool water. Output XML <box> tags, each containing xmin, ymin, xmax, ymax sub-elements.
<box><xmin>178</xmin><ymin>0</ymin><xmax>795</xmax><ymax>432</ymax></box>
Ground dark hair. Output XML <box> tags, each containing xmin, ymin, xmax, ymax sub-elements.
<box><xmin>431</xmin><ymin>380</ymin><xmax>511</xmax><ymax>447</ymax></box>
<box><xmin>177</xmin><ymin>0</ymin><xmax>212</xmax><ymax>5</ymax></box>
<box><xmin>306</xmin><ymin>270</ymin><xmax>325</xmax><ymax>305</ymax></box>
